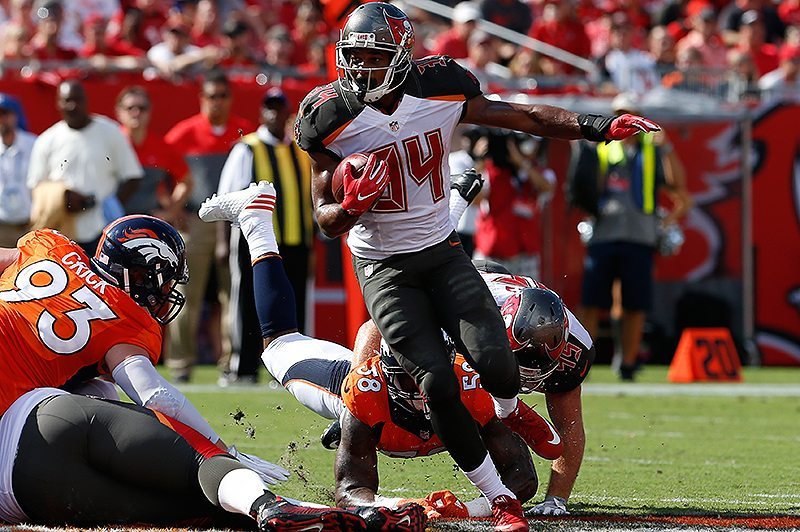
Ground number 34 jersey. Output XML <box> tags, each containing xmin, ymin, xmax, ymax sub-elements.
<box><xmin>0</xmin><ymin>230</ymin><xmax>162</xmax><ymax>413</ymax></box>
<box><xmin>295</xmin><ymin>56</ymin><xmax>482</xmax><ymax>260</ymax></box>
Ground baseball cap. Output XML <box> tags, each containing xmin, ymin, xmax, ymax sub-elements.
<box><xmin>0</xmin><ymin>94</ymin><xmax>14</xmax><ymax>112</ymax></box>
<box><xmin>262</xmin><ymin>87</ymin><xmax>288</xmax><ymax>106</ymax></box>
<box><xmin>453</xmin><ymin>2</ymin><xmax>480</xmax><ymax>24</ymax></box>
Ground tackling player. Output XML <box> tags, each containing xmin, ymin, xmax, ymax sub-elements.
<box><xmin>0</xmin><ymin>216</ymin><xmax>401</xmax><ymax>531</ymax></box>
<box><xmin>295</xmin><ymin>4</ymin><xmax>655</xmax><ymax>530</ymax></box>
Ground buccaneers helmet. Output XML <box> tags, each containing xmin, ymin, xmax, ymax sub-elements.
<box><xmin>91</xmin><ymin>215</ymin><xmax>189</xmax><ymax>324</ymax></box>
<box><xmin>336</xmin><ymin>2</ymin><xmax>414</xmax><ymax>103</ymax></box>
<box><xmin>500</xmin><ymin>287</ymin><xmax>568</xmax><ymax>393</ymax></box>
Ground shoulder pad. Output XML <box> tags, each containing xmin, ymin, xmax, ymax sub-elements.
<box><xmin>295</xmin><ymin>81</ymin><xmax>364</xmax><ymax>153</ymax></box>
<box><xmin>406</xmin><ymin>55</ymin><xmax>483</xmax><ymax>100</ymax></box>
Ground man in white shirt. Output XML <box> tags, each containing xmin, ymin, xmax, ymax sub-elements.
<box><xmin>759</xmin><ymin>46</ymin><xmax>800</xmax><ymax>103</ymax></box>
<box><xmin>0</xmin><ymin>94</ymin><xmax>36</xmax><ymax>247</ymax></box>
<box><xmin>27</xmin><ymin>80</ymin><xmax>142</xmax><ymax>255</ymax></box>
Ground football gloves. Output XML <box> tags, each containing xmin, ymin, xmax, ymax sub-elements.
<box><xmin>578</xmin><ymin>113</ymin><xmax>660</xmax><ymax>142</ymax></box>
<box><xmin>525</xmin><ymin>495</ymin><xmax>568</xmax><ymax>516</ymax></box>
<box><xmin>229</xmin><ymin>445</ymin><xmax>291</xmax><ymax>485</ymax></box>
<box><xmin>340</xmin><ymin>153</ymin><xmax>390</xmax><ymax>217</ymax></box>
<box><xmin>450</xmin><ymin>168</ymin><xmax>484</xmax><ymax>204</ymax></box>
<box><xmin>424</xmin><ymin>490</ymin><xmax>470</xmax><ymax>518</ymax></box>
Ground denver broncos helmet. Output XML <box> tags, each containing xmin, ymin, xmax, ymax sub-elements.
<box><xmin>91</xmin><ymin>215</ymin><xmax>189</xmax><ymax>324</ymax></box>
<box><xmin>380</xmin><ymin>349</ymin><xmax>429</xmax><ymax>419</ymax></box>
<box><xmin>336</xmin><ymin>2</ymin><xmax>414</xmax><ymax>103</ymax></box>
<box><xmin>500</xmin><ymin>287</ymin><xmax>568</xmax><ymax>393</ymax></box>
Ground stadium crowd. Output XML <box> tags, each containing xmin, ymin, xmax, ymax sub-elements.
<box><xmin>0</xmin><ymin>0</ymin><xmax>799</xmax><ymax>102</ymax></box>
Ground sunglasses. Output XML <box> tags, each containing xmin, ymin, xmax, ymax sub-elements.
<box><xmin>121</xmin><ymin>104</ymin><xmax>150</xmax><ymax>111</ymax></box>
<box><xmin>203</xmin><ymin>92</ymin><xmax>231</xmax><ymax>100</ymax></box>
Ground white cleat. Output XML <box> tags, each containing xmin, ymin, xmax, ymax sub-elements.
<box><xmin>198</xmin><ymin>182</ymin><xmax>277</xmax><ymax>226</ymax></box>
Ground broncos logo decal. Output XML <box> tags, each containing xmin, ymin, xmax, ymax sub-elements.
<box><xmin>118</xmin><ymin>229</ymin><xmax>179</xmax><ymax>268</ymax></box>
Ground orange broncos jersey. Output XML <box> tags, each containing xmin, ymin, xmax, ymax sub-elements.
<box><xmin>341</xmin><ymin>354</ymin><xmax>495</xmax><ymax>458</ymax></box>
<box><xmin>0</xmin><ymin>230</ymin><xmax>162</xmax><ymax>413</ymax></box>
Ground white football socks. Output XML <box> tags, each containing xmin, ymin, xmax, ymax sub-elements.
<box><xmin>239</xmin><ymin>210</ymin><xmax>279</xmax><ymax>259</ymax></box>
<box><xmin>492</xmin><ymin>396</ymin><xmax>519</xmax><ymax>419</ymax></box>
<box><xmin>217</xmin><ymin>468</ymin><xmax>269</xmax><ymax>515</ymax></box>
<box><xmin>463</xmin><ymin>452</ymin><xmax>516</xmax><ymax>503</ymax></box>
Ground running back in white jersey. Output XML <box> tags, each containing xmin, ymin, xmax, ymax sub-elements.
<box><xmin>295</xmin><ymin>56</ymin><xmax>483</xmax><ymax>259</ymax></box>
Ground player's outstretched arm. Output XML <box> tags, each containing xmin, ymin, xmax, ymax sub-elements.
<box><xmin>352</xmin><ymin>319</ymin><xmax>382</xmax><ymax>365</ymax></box>
<box><xmin>481</xmin><ymin>418</ymin><xmax>538</xmax><ymax>503</ymax></box>
<box><xmin>463</xmin><ymin>96</ymin><xmax>659</xmax><ymax>142</ymax></box>
<box><xmin>335</xmin><ymin>410</ymin><xmax>385</xmax><ymax>508</ymax></box>
<box><xmin>541</xmin><ymin>386</ymin><xmax>585</xmax><ymax>506</ymax></box>
<box><xmin>310</xmin><ymin>151</ymin><xmax>360</xmax><ymax>238</ymax></box>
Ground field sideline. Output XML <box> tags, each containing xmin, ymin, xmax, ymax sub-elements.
<box><xmin>9</xmin><ymin>365</ymin><xmax>799</xmax><ymax>532</ymax></box>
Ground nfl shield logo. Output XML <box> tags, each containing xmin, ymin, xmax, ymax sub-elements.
<box><xmin>389</xmin><ymin>121</ymin><xmax>400</xmax><ymax>132</ymax></box>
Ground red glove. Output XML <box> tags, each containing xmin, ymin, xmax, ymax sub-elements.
<box><xmin>340</xmin><ymin>153</ymin><xmax>390</xmax><ymax>216</ymax></box>
<box><xmin>424</xmin><ymin>490</ymin><xmax>469</xmax><ymax>518</ymax></box>
<box><xmin>605</xmin><ymin>113</ymin><xmax>661</xmax><ymax>141</ymax></box>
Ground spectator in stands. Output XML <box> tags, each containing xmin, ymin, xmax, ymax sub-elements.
<box><xmin>649</xmin><ymin>25</ymin><xmax>677</xmax><ymax>71</ymax></box>
<box><xmin>479</xmin><ymin>0</ymin><xmax>532</xmax><ymax>36</ymax></box>
<box><xmin>147</xmin><ymin>20</ymin><xmax>213</xmax><ymax>79</ymax></box>
<box><xmin>778</xmin><ymin>0</ymin><xmax>800</xmax><ymax>27</ymax></box>
<box><xmin>164</xmin><ymin>69</ymin><xmax>255</xmax><ymax>383</ymax></box>
<box><xmin>262</xmin><ymin>24</ymin><xmax>294</xmax><ymax>72</ymax></box>
<box><xmin>735</xmin><ymin>10</ymin><xmax>779</xmax><ymax>76</ymax></box>
<box><xmin>57</xmin><ymin>0</ymin><xmax>119</xmax><ymax>52</ymax></box>
<box><xmin>217</xmin><ymin>19</ymin><xmax>257</xmax><ymax>68</ymax></box>
<box><xmin>1</xmin><ymin>22</ymin><xmax>30</xmax><ymax>62</ymax></box>
<box><xmin>719</xmin><ymin>0</ymin><xmax>785</xmax><ymax>45</ymax></box>
<box><xmin>602</xmin><ymin>13</ymin><xmax>659</xmax><ymax>94</ymax></box>
<box><xmin>290</xmin><ymin>2</ymin><xmax>325</xmax><ymax>66</ymax></box>
<box><xmin>297</xmin><ymin>36</ymin><xmax>328</xmax><ymax>80</ymax></box>
<box><xmin>6</xmin><ymin>0</ymin><xmax>35</xmax><ymax>35</ymax></box>
<box><xmin>216</xmin><ymin>87</ymin><xmax>314</xmax><ymax>386</ymax></box>
<box><xmin>572</xmin><ymin>93</ymin><xmax>691</xmax><ymax>381</ymax></box>
<box><xmin>27</xmin><ymin>80</ymin><xmax>142</xmax><ymax>256</ymax></box>
<box><xmin>108</xmin><ymin>0</ymin><xmax>167</xmax><ymax>50</ymax></box>
<box><xmin>0</xmin><ymin>94</ymin><xmax>35</xmax><ymax>248</ymax></box>
<box><xmin>528</xmin><ymin>0</ymin><xmax>590</xmax><ymax>75</ymax></box>
<box><xmin>459</xmin><ymin>31</ymin><xmax>509</xmax><ymax>93</ymax></box>
<box><xmin>115</xmin><ymin>86</ymin><xmax>192</xmax><ymax>224</ymax></box>
<box><xmin>725</xmin><ymin>47</ymin><xmax>761</xmax><ymax>101</ymax></box>
<box><xmin>106</xmin><ymin>7</ymin><xmax>149</xmax><ymax>55</ymax></box>
<box><xmin>27</xmin><ymin>0</ymin><xmax>77</xmax><ymax>60</ymax></box>
<box><xmin>508</xmin><ymin>48</ymin><xmax>545</xmax><ymax>78</ymax></box>
<box><xmin>169</xmin><ymin>0</ymin><xmax>199</xmax><ymax>30</ymax></box>
<box><xmin>474</xmin><ymin>130</ymin><xmax>555</xmax><ymax>280</ymax></box>
<box><xmin>191</xmin><ymin>0</ymin><xmax>220</xmax><ymax>47</ymax></box>
<box><xmin>79</xmin><ymin>13</ymin><xmax>144</xmax><ymax>58</ymax></box>
<box><xmin>430</xmin><ymin>1</ymin><xmax>480</xmax><ymax>60</ymax></box>
<box><xmin>759</xmin><ymin>45</ymin><xmax>800</xmax><ymax>102</ymax></box>
<box><xmin>676</xmin><ymin>7</ymin><xmax>728</xmax><ymax>69</ymax></box>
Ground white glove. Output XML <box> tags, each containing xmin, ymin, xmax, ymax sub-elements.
<box><xmin>525</xmin><ymin>495</ymin><xmax>568</xmax><ymax>516</ymax></box>
<box><xmin>229</xmin><ymin>445</ymin><xmax>290</xmax><ymax>485</ymax></box>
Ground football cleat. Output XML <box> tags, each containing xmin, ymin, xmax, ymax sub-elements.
<box><xmin>491</xmin><ymin>494</ymin><xmax>529</xmax><ymax>532</ymax></box>
<box><xmin>352</xmin><ymin>502</ymin><xmax>427</xmax><ymax>532</ymax></box>
<box><xmin>320</xmin><ymin>420</ymin><xmax>342</xmax><ymax>450</ymax></box>
<box><xmin>501</xmin><ymin>401</ymin><xmax>563</xmax><ymax>460</ymax></box>
<box><xmin>199</xmin><ymin>181</ymin><xmax>277</xmax><ymax>226</ymax></box>
<box><xmin>255</xmin><ymin>496</ymin><xmax>367</xmax><ymax>532</ymax></box>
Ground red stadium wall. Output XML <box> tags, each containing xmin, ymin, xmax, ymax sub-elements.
<box><xmin>3</xmin><ymin>77</ymin><xmax>798</xmax><ymax>364</ymax></box>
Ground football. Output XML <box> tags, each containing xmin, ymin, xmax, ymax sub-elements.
<box><xmin>331</xmin><ymin>152</ymin><xmax>370</xmax><ymax>203</ymax></box>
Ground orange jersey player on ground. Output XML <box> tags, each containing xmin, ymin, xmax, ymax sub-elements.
<box><xmin>0</xmin><ymin>229</ymin><xmax>162</xmax><ymax>412</ymax></box>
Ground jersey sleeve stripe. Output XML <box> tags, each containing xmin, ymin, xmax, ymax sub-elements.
<box><xmin>426</xmin><ymin>95</ymin><xmax>466</xmax><ymax>102</ymax></box>
<box><xmin>323</xmin><ymin>119</ymin><xmax>354</xmax><ymax>146</ymax></box>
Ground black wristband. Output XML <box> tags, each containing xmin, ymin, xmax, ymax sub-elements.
<box><xmin>577</xmin><ymin>114</ymin><xmax>614</xmax><ymax>142</ymax></box>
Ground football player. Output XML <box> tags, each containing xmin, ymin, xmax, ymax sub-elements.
<box><xmin>0</xmin><ymin>216</ymin><xmax>396</xmax><ymax>531</ymax></box>
<box><xmin>199</xmin><ymin>179</ymin><xmax>591</xmax><ymax>520</ymax></box>
<box><xmin>294</xmin><ymin>4</ymin><xmax>655</xmax><ymax>530</ymax></box>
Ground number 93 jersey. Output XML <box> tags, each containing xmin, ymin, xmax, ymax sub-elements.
<box><xmin>295</xmin><ymin>55</ymin><xmax>482</xmax><ymax>260</ymax></box>
<box><xmin>0</xmin><ymin>230</ymin><xmax>162</xmax><ymax>413</ymax></box>
<box><xmin>341</xmin><ymin>354</ymin><xmax>494</xmax><ymax>458</ymax></box>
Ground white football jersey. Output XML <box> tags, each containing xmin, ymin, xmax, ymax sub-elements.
<box><xmin>296</xmin><ymin>56</ymin><xmax>483</xmax><ymax>259</ymax></box>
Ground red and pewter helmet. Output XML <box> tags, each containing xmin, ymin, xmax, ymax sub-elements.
<box><xmin>91</xmin><ymin>215</ymin><xmax>189</xmax><ymax>324</ymax></box>
<box><xmin>335</xmin><ymin>2</ymin><xmax>414</xmax><ymax>103</ymax></box>
<box><xmin>500</xmin><ymin>287</ymin><xmax>568</xmax><ymax>393</ymax></box>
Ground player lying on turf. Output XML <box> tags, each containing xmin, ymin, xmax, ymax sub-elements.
<box><xmin>200</xmin><ymin>178</ymin><xmax>594</xmax><ymax>518</ymax></box>
<box><xmin>0</xmin><ymin>215</ymin><xmax>410</xmax><ymax>531</ymax></box>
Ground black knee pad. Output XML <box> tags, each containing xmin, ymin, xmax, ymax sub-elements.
<box><xmin>419</xmin><ymin>366</ymin><xmax>460</xmax><ymax>405</ymax></box>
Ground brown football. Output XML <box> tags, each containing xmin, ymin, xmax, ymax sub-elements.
<box><xmin>331</xmin><ymin>152</ymin><xmax>370</xmax><ymax>203</ymax></box>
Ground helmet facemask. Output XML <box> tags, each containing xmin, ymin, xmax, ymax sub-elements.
<box><xmin>380</xmin><ymin>353</ymin><xmax>430</xmax><ymax>419</ymax></box>
<box><xmin>336</xmin><ymin>38</ymin><xmax>412</xmax><ymax>103</ymax></box>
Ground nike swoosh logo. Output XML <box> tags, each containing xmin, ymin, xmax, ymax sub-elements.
<box><xmin>357</xmin><ymin>190</ymin><xmax>378</xmax><ymax>201</ymax></box>
<box><xmin>396</xmin><ymin>515</ymin><xmax>411</xmax><ymax>525</ymax></box>
<box><xmin>299</xmin><ymin>524</ymin><xmax>324</xmax><ymax>531</ymax></box>
<box><xmin>449</xmin><ymin>241</ymin><xmax>460</xmax><ymax>247</ymax></box>
<box><xmin>544</xmin><ymin>417</ymin><xmax>561</xmax><ymax>445</ymax></box>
